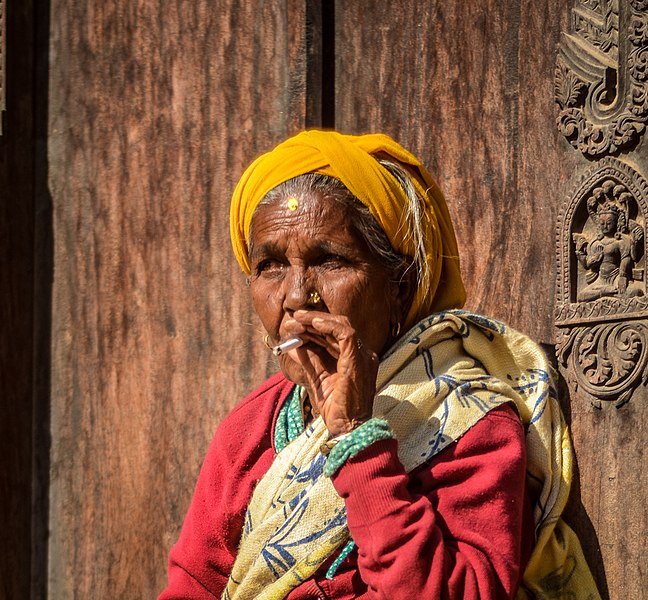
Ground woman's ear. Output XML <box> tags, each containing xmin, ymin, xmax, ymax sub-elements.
<box><xmin>391</xmin><ymin>262</ymin><xmax>417</xmax><ymax>327</ymax></box>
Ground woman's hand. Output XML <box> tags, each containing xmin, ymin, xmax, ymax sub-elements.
<box><xmin>284</xmin><ymin>309</ymin><xmax>379</xmax><ymax>437</ymax></box>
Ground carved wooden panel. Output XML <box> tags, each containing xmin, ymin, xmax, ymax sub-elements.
<box><xmin>556</xmin><ymin>0</ymin><xmax>648</xmax><ymax>157</ymax></box>
<box><xmin>555</xmin><ymin>158</ymin><xmax>647</xmax><ymax>407</ymax></box>
<box><xmin>554</xmin><ymin>0</ymin><xmax>648</xmax><ymax>406</ymax></box>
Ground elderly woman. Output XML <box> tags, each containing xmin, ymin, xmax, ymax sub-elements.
<box><xmin>159</xmin><ymin>131</ymin><xmax>598</xmax><ymax>599</ymax></box>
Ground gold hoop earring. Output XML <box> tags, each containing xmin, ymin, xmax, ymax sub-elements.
<box><xmin>263</xmin><ymin>334</ymin><xmax>273</xmax><ymax>349</ymax></box>
<box><xmin>392</xmin><ymin>322</ymin><xmax>401</xmax><ymax>338</ymax></box>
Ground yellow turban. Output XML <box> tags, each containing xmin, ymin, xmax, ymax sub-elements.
<box><xmin>230</xmin><ymin>130</ymin><xmax>466</xmax><ymax>329</ymax></box>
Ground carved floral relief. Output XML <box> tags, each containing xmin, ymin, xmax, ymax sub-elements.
<box><xmin>556</xmin><ymin>320</ymin><xmax>648</xmax><ymax>406</ymax></box>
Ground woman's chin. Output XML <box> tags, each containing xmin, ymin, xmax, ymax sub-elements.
<box><xmin>278</xmin><ymin>356</ymin><xmax>309</xmax><ymax>388</ymax></box>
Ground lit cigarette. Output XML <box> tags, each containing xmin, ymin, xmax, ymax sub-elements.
<box><xmin>271</xmin><ymin>337</ymin><xmax>304</xmax><ymax>356</ymax></box>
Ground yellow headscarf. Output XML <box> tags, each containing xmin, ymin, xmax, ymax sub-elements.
<box><xmin>229</xmin><ymin>130</ymin><xmax>466</xmax><ymax>329</ymax></box>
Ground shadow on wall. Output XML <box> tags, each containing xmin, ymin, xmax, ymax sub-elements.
<box><xmin>546</xmin><ymin>344</ymin><xmax>609</xmax><ymax>600</ymax></box>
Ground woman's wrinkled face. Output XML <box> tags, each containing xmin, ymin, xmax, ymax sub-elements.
<box><xmin>248</xmin><ymin>190</ymin><xmax>401</xmax><ymax>387</ymax></box>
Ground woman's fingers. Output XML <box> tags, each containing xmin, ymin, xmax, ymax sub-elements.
<box><xmin>287</xmin><ymin>309</ymin><xmax>380</xmax><ymax>369</ymax></box>
<box><xmin>283</xmin><ymin>311</ymin><xmax>345</xmax><ymax>357</ymax></box>
<box><xmin>289</xmin><ymin>310</ymin><xmax>361</xmax><ymax>346</ymax></box>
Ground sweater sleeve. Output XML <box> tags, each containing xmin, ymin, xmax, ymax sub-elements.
<box><xmin>330</xmin><ymin>403</ymin><xmax>531</xmax><ymax>600</ymax></box>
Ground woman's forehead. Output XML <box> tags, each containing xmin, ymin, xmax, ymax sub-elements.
<box><xmin>249</xmin><ymin>191</ymin><xmax>363</xmax><ymax>251</ymax></box>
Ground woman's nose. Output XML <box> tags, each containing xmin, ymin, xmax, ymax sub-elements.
<box><xmin>282</xmin><ymin>268</ymin><xmax>313</xmax><ymax>313</ymax></box>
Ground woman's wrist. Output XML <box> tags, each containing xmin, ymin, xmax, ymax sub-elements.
<box><xmin>323</xmin><ymin>418</ymin><xmax>393</xmax><ymax>477</ymax></box>
<box><xmin>325</xmin><ymin>415</ymin><xmax>371</xmax><ymax>439</ymax></box>
<box><xmin>320</xmin><ymin>431</ymin><xmax>353</xmax><ymax>456</ymax></box>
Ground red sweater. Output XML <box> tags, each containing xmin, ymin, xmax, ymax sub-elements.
<box><xmin>159</xmin><ymin>373</ymin><xmax>534</xmax><ymax>599</ymax></box>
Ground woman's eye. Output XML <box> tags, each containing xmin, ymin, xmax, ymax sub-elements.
<box><xmin>319</xmin><ymin>254</ymin><xmax>348</xmax><ymax>268</ymax></box>
<box><xmin>255</xmin><ymin>259</ymin><xmax>285</xmax><ymax>276</ymax></box>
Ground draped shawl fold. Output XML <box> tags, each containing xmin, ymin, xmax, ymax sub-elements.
<box><xmin>229</xmin><ymin>130</ymin><xmax>466</xmax><ymax>330</ymax></box>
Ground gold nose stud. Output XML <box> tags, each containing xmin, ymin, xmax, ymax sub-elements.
<box><xmin>308</xmin><ymin>290</ymin><xmax>321</xmax><ymax>305</ymax></box>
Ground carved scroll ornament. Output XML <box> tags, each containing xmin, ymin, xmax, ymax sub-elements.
<box><xmin>556</xmin><ymin>321</ymin><xmax>648</xmax><ymax>406</ymax></box>
<box><xmin>555</xmin><ymin>0</ymin><xmax>648</xmax><ymax>157</ymax></box>
<box><xmin>555</xmin><ymin>158</ymin><xmax>648</xmax><ymax>406</ymax></box>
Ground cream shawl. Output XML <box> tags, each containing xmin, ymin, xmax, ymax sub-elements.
<box><xmin>223</xmin><ymin>311</ymin><xmax>600</xmax><ymax>600</ymax></box>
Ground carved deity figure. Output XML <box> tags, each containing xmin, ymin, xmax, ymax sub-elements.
<box><xmin>573</xmin><ymin>182</ymin><xmax>645</xmax><ymax>302</ymax></box>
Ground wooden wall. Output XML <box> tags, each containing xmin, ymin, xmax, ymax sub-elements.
<box><xmin>2</xmin><ymin>0</ymin><xmax>642</xmax><ymax>597</ymax></box>
<box><xmin>334</xmin><ymin>6</ymin><xmax>647</xmax><ymax>593</ymax></box>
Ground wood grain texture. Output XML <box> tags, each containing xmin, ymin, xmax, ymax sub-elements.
<box><xmin>47</xmin><ymin>1</ymin><xmax>307</xmax><ymax>596</ymax></box>
<box><xmin>334</xmin><ymin>0</ymin><xmax>580</xmax><ymax>345</ymax></box>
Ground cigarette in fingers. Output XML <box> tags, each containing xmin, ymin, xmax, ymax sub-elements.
<box><xmin>271</xmin><ymin>337</ymin><xmax>304</xmax><ymax>356</ymax></box>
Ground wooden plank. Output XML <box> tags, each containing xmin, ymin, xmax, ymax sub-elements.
<box><xmin>42</xmin><ymin>1</ymin><xmax>648</xmax><ymax>598</ymax></box>
<box><xmin>334</xmin><ymin>0</ymin><xmax>579</xmax><ymax>345</ymax></box>
<box><xmin>47</xmin><ymin>1</ymin><xmax>307</xmax><ymax>596</ymax></box>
